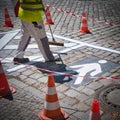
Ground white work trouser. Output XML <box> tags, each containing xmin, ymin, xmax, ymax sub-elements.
<box><xmin>15</xmin><ymin>20</ymin><xmax>54</xmax><ymax>61</ymax></box>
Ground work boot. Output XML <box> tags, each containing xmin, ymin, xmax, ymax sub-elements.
<box><xmin>13</xmin><ymin>58</ymin><xmax>29</xmax><ymax>64</ymax></box>
<box><xmin>45</xmin><ymin>57</ymin><xmax>61</xmax><ymax>62</ymax></box>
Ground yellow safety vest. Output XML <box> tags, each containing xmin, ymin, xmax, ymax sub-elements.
<box><xmin>19</xmin><ymin>0</ymin><xmax>44</xmax><ymax>22</ymax></box>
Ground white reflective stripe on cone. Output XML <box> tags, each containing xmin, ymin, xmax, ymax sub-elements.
<box><xmin>46</xmin><ymin>87</ymin><xmax>57</xmax><ymax>95</ymax></box>
<box><xmin>82</xmin><ymin>17</ymin><xmax>87</xmax><ymax>20</ymax></box>
<box><xmin>81</xmin><ymin>24</ymin><xmax>88</xmax><ymax>27</ymax></box>
<box><xmin>44</xmin><ymin>101</ymin><xmax>60</xmax><ymax>110</ymax></box>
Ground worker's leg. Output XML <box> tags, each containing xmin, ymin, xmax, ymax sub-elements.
<box><xmin>15</xmin><ymin>21</ymin><xmax>31</xmax><ymax>58</ymax></box>
<box><xmin>22</xmin><ymin>21</ymin><xmax>55</xmax><ymax>61</ymax></box>
<box><xmin>13</xmin><ymin>21</ymin><xmax>31</xmax><ymax>63</ymax></box>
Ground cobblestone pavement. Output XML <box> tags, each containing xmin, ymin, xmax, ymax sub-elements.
<box><xmin>0</xmin><ymin>0</ymin><xmax>120</xmax><ymax>120</ymax></box>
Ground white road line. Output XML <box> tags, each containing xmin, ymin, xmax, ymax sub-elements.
<box><xmin>47</xmin><ymin>33</ymin><xmax>120</xmax><ymax>54</ymax></box>
<box><xmin>56</xmin><ymin>44</ymin><xmax>85</xmax><ymax>53</ymax></box>
<box><xmin>2</xmin><ymin>30</ymin><xmax>119</xmax><ymax>73</ymax></box>
<box><xmin>3</xmin><ymin>42</ymin><xmax>77</xmax><ymax>49</ymax></box>
<box><xmin>6</xmin><ymin>44</ymin><xmax>84</xmax><ymax>73</ymax></box>
<box><xmin>2</xmin><ymin>56</ymin><xmax>42</xmax><ymax>63</ymax></box>
<box><xmin>4</xmin><ymin>44</ymin><xmax>38</xmax><ymax>49</ymax></box>
<box><xmin>0</xmin><ymin>29</ymin><xmax>20</xmax><ymax>35</ymax></box>
<box><xmin>6</xmin><ymin>56</ymin><xmax>44</xmax><ymax>73</ymax></box>
<box><xmin>1</xmin><ymin>30</ymin><xmax>119</xmax><ymax>54</ymax></box>
<box><xmin>0</xmin><ymin>30</ymin><xmax>20</xmax><ymax>49</ymax></box>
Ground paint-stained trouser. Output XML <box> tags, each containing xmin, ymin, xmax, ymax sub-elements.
<box><xmin>15</xmin><ymin>20</ymin><xmax>54</xmax><ymax>61</ymax></box>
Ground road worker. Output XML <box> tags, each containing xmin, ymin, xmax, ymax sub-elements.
<box><xmin>14</xmin><ymin>0</ymin><xmax>57</xmax><ymax>63</ymax></box>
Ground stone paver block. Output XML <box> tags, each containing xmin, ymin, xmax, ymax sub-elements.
<box><xmin>29</xmin><ymin>73</ymin><xmax>42</xmax><ymax>80</ymax></box>
<box><xmin>67</xmin><ymin>115</ymin><xmax>80</xmax><ymax>120</ymax></box>
<box><xmin>64</xmin><ymin>89</ymin><xmax>80</xmax><ymax>98</ymax></box>
<box><xmin>75</xmin><ymin>86</ymin><xmax>85</xmax><ymax>91</ymax></box>
<box><xmin>57</xmin><ymin>92</ymin><xmax>66</xmax><ymax>100</ymax></box>
<box><xmin>72</xmin><ymin>103</ymin><xmax>90</xmax><ymax>112</ymax></box>
<box><xmin>85</xmin><ymin>98</ymin><xmax>94</xmax><ymax>106</ymax></box>
<box><xmin>24</xmin><ymin>78</ymin><xmax>37</xmax><ymax>85</ymax></box>
<box><xmin>87</xmin><ymin>81</ymin><xmax>103</xmax><ymax>90</ymax></box>
<box><xmin>99</xmin><ymin>79</ymin><xmax>113</xmax><ymax>86</ymax></box>
<box><xmin>56</xmin><ymin>84</ymin><xmax>69</xmax><ymax>92</ymax></box>
<box><xmin>33</xmin><ymin>81</ymin><xmax>46</xmax><ymax>89</ymax></box>
<box><xmin>19</xmin><ymin>74</ymin><xmax>27</xmax><ymax>80</ymax></box>
<box><xmin>81</xmin><ymin>88</ymin><xmax>95</xmax><ymax>96</ymax></box>
<box><xmin>23</xmin><ymin>86</ymin><xmax>44</xmax><ymax>99</ymax></box>
<box><xmin>8</xmin><ymin>78</ymin><xmax>28</xmax><ymax>89</ymax></box>
<box><xmin>75</xmin><ymin>93</ymin><xmax>89</xmax><ymax>102</ymax></box>
<box><xmin>22</xmin><ymin>70</ymin><xmax>34</xmax><ymax>76</ymax></box>
<box><xmin>17</xmin><ymin>68</ymin><xmax>28</xmax><ymax>73</ymax></box>
<box><xmin>61</xmin><ymin>97</ymin><xmax>78</xmax><ymax>106</ymax></box>
<box><xmin>37</xmin><ymin>76</ymin><xmax>48</xmax><ymax>83</ymax></box>
<box><xmin>8</xmin><ymin>71</ymin><xmax>20</xmax><ymax>77</ymax></box>
<box><xmin>73</xmin><ymin>111</ymin><xmax>89</xmax><ymax>120</ymax></box>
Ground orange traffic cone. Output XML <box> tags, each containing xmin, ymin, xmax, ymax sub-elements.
<box><xmin>79</xmin><ymin>12</ymin><xmax>90</xmax><ymax>33</ymax></box>
<box><xmin>38</xmin><ymin>74</ymin><xmax>69</xmax><ymax>120</ymax></box>
<box><xmin>89</xmin><ymin>99</ymin><xmax>101</xmax><ymax>120</ymax></box>
<box><xmin>3</xmin><ymin>8</ymin><xmax>14</xmax><ymax>27</ymax></box>
<box><xmin>0</xmin><ymin>61</ymin><xmax>16</xmax><ymax>100</ymax></box>
<box><xmin>44</xmin><ymin>6</ymin><xmax>54</xmax><ymax>25</ymax></box>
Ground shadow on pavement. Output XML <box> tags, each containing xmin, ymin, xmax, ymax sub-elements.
<box><xmin>30</xmin><ymin>61</ymin><xmax>78</xmax><ymax>84</ymax></box>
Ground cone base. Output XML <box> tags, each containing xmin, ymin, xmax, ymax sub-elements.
<box><xmin>3</xmin><ymin>92</ymin><xmax>13</xmax><ymax>100</ymax></box>
<box><xmin>3</xmin><ymin>23</ymin><xmax>14</xmax><ymax>27</ymax></box>
<box><xmin>89</xmin><ymin>111</ymin><xmax>101</xmax><ymax>120</ymax></box>
<box><xmin>9</xmin><ymin>86</ymin><xmax>16</xmax><ymax>94</ymax></box>
<box><xmin>38</xmin><ymin>108</ymin><xmax>69</xmax><ymax>120</ymax></box>
<box><xmin>79</xmin><ymin>29</ymin><xmax>91</xmax><ymax>33</ymax></box>
<box><xmin>44</xmin><ymin>21</ymin><xmax>54</xmax><ymax>25</ymax></box>
<box><xmin>0</xmin><ymin>86</ymin><xmax>16</xmax><ymax>100</ymax></box>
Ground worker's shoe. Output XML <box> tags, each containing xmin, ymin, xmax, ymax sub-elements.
<box><xmin>45</xmin><ymin>57</ymin><xmax>61</xmax><ymax>62</ymax></box>
<box><xmin>13</xmin><ymin>58</ymin><xmax>30</xmax><ymax>64</ymax></box>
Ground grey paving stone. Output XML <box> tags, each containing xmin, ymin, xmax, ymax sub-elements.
<box><xmin>81</xmin><ymin>87</ymin><xmax>95</xmax><ymax>96</ymax></box>
<box><xmin>8</xmin><ymin>78</ymin><xmax>28</xmax><ymax>89</ymax></box>
<box><xmin>61</xmin><ymin>97</ymin><xmax>78</xmax><ymax>106</ymax></box>
<box><xmin>64</xmin><ymin>89</ymin><xmax>80</xmax><ymax>98</ymax></box>
<box><xmin>73</xmin><ymin>111</ymin><xmax>89</xmax><ymax>120</ymax></box>
<box><xmin>24</xmin><ymin>78</ymin><xmax>37</xmax><ymax>85</ymax></box>
<box><xmin>22</xmin><ymin>70</ymin><xmax>34</xmax><ymax>76</ymax></box>
<box><xmin>87</xmin><ymin>81</ymin><xmax>103</xmax><ymax>90</ymax></box>
<box><xmin>19</xmin><ymin>74</ymin><xmax>27</xmax><ymax>80</ymax></box>
<box><xmin>23</xmin><ymin>86</ymin><xmax>44</xmax><ymax>99</ymax></box>
<box><xmin>75</xmin><ymin>93</ymin><xmax>90</xmax><ymax>102</ymax></box>
<box><xmin>29</xmin><ymin>73</ymin><xmax>42</xmax><ymax>80</ymax></box>
<box><xmin>72</xmin><ymin>103</ymin><xmax>90</xmax><ymax>112</ymax></box>
<box><xmin>99</xmin><ymin>79</ymin><xmax>113</xmax><ymax>86</ymax></box>
<box><xmin>37</xmin><ymin>75</ymin><xmax>48</xmax><ymax>83</ymax></box>
<box><xmin>56</xmin><ymin>84</ymin><xmax>69</xmax><ymax>92</ymax></box>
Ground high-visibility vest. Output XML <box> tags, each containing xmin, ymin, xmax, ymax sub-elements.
<box><xmin>19</xmin><ymin>0</ymin><xmax>44</xmax><ymax>22</ymax></box>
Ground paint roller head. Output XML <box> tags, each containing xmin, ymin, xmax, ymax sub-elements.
<box><xmin>49</xmin><ymin>41</ymin><xmax>64</xmax><ymax>46</ymax></box>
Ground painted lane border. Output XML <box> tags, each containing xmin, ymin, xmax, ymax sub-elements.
<box><xmin>1</xmin><ymin>30</ymin><xmax>120</xmax><ymax>73</ymax></box>
<box><xmin>0</xmin><ymin>29</ymin><xmax>20</xmax><ymax>50</ymax></box>
<box><xmin>46</xmin><ymin>33</ymin><xmax>120</xmax><ymax>55</ymax></box>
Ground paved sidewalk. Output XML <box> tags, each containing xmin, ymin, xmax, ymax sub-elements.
<box><xmin>0</xmin><ymin>0</ymin><xmax>120</xmax><ymax>120</ymax></box>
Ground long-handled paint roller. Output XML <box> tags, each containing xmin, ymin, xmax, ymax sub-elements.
<box><xmin>43</xmin><ymin>5</ymin><xmax>64</xmax><ymax>46</ymax></box>
<box><xmin>48</xmin><ymin>24</ymin><xmax>64</xmax><ymax>46</ymax></box>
